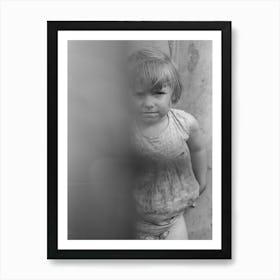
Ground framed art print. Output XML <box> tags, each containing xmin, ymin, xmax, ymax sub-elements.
<box><xmin>47</xmin><ymin>21</ymin><xmax>231</xmax><ymax>259</ymax></box>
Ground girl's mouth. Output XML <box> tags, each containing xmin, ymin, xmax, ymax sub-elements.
<box><xmin>141</xmin><ymin>112</ymin><xmax>158</xmax><ymax>117</ymax></box>
<box><xmin>141</xmin><ymin>112</ymin><xmax>158</xmax><ymax>115</ymax></box>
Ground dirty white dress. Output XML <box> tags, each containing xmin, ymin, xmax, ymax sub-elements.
<box><xmin>132</xmin><ymin>108</ymin><xmax>200</xmax><ymax>239</ymax></box>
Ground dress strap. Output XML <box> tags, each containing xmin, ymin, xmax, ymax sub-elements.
<box><xmin>169</xmin><ymin>109</ymin><xmax>190</xmax><ymax>140</ymax></box>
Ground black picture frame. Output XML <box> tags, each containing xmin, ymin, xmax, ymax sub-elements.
<box><xmin>47</xmin><ymin>21</ymin><xmax>231</xmax><ymax>259</ymax></box>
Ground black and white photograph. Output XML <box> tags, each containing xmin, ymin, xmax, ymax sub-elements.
<box><xmin>47</xmin><ymin>21</ymin><xmax>231</xmax><ymax>259</ymax></box>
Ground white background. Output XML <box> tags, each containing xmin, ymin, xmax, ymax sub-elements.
<box><xmin>57</xmin><ymin>31</ymin><xmax>221</xmax><ymax>250</ymax></box>
<box><xmin>0</xmin><ymin>0</ymin><xmax>279</xmax><ymax>280</ymax></box>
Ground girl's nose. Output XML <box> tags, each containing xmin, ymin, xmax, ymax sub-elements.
<box><xmin>143</xmin><ymin>96</ymin><xmax>154</xmax><ymax>110</ymax></box>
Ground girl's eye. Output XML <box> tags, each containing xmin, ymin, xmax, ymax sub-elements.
<box><xmin>154</xmin><ymin>91</ymin><xmax>165</xmax><ymax>95</ymax></box>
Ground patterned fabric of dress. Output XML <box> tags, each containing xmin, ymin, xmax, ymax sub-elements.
<box><xmin>132</xmin><ymin>108</ymin><xmax>200</xmax><ymax>225</ymax></box>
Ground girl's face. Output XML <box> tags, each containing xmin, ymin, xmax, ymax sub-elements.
<box><xmin>131</xmin><ymin>81</ymin><xmax>173</xmax><ymax>125</ymax></box>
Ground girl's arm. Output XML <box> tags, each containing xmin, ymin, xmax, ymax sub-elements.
<box><xmin>187</xmin><ymin>121</ymin><xmax>208</xmax><ymax>195</ymax></box>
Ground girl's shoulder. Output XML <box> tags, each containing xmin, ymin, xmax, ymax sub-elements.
<box><xmin>169</xmin><ymin>108</ymin><xmax>199</xmax><ymax>138</ymax></box>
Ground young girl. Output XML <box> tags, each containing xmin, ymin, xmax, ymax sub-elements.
<box><xmin>128</xmin><ymin>48</ymin><xmax>207</xmax><ymax>240</ymax></box>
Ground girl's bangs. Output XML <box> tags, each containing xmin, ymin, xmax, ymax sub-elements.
<box><xmin>135</xmin><ymin>61</ymin><xmax>175</xmax><ymax>91</ymax></box>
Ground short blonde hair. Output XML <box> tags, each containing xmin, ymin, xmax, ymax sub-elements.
<box><xmin>128</xmin><ymin>48</ymin><xmax>182</xmax><ymax>104</ymax></box>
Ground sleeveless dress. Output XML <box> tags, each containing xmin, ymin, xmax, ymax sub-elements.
<box><xmin>132</xmin><ymin>108</ymin><xmax>200</xmax><ymax>239</ymax></box>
